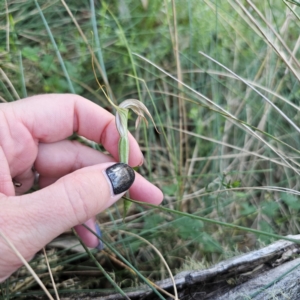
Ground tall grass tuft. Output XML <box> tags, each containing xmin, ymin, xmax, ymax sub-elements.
<box><xmin>2</xmin><ymin>0</ymin><xmax>300</xmax><ymax>298</ymax></box>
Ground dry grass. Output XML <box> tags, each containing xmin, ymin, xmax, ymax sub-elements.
<box><xmin>2</xmin><ymin>0</ymin><xmax>300</xmax><ymax>299</ymax></box>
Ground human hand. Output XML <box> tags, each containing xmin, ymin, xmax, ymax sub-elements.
<box><xmin>0</xmin><ymin>94</ymin><xmax>163</xmax><ymax>281</ymax></box>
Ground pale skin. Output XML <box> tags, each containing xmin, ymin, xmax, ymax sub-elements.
<box><xmin>0</xmin><ymin>94</ymin><xmax>163</xmax><ymax>281</ymax></box>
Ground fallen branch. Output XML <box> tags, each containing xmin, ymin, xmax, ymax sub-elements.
<box><xmin>59</xmin><ymin>234</ymin><xmax>300</xmax><ymax>299</ymax></box>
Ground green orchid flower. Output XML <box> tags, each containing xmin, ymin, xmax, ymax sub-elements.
<box><xmin>115</xmin><ymin>99</ymin><xmax>156</xmax><ymax>164</ymax></box>
<box><xmin>114</xmin><ymin>99</ymin><xmax>157</xmax><ymax>218</ymax></box>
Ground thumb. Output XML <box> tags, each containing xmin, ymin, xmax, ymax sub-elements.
<box><xmin>19</xmin><ymin>162</ymin><xmax>134</xmax><ymax>252</ymax></box>
<box><xmin>0</xmin><ymin>163</ymin><xmax>135</xmax><ymax>281</ymax></box>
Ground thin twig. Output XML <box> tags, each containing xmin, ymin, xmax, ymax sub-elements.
<box><xmin>42</xmin><ymin>247</ymin><xmax>60</xmax><ymax>300</ymax></box>
<box><xmin>0</xmin><ymin>68</ymin><xmax>20</xmax><ymax>100</ymax></box>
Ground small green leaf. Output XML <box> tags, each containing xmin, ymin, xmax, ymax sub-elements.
<box><xmin>282</xmin><ymin>194</ymin><xmax>300</xmax><ymax>210</ymax></box>
<box><xmin>144</xmin><ymin>214</ymin><xmax>164</xmax><ymax>229</ymax></box>
<box><xmin>240</xmin><ymin>203</ymin><xmax>256</xmax><ymax>216</ymax></box>
<box><xmin>174</xmin><ymin>216</ymin><xmax>203</xmax><ymax>240</ymax></box>
<box><xmin>261</xmin><ymin>201</ymin><xmax>279</xmax><ymax>217</ymax></box>
<box><xmin>22</xmin><ymin>47</ymin><xmax>40</xmax><ymax>62</ymax></box>
<box><xmin>162</xmin><ymin>184</ymin><xmax>178</xmax><ymax>196</ymax></box>
<box><xmin>231</xmin><ymin>180</ymin><xmax>241</xmax><ymax>188</ymax></box>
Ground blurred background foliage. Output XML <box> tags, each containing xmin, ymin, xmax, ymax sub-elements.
<box><xmin>2</xmin><ymin>0</ymin><xmax>300</xmax><ymax>298</ymax></box>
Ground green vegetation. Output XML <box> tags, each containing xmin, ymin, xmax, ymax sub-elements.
<box><xmin>1</xmin><ymin>0</ymin><xmax>300</xmax><ymax>298</ymax></box>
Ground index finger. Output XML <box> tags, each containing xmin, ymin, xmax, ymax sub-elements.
<box><xmin>13</xmin><ymin>94</ymin><xmax>143</xmax><ymax>166</ymax></box>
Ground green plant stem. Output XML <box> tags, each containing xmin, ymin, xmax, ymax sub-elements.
<box><xmin>18</xmin><ymin>51</ymin><xmax>27</xmax><ymax>98</ymax></box>
<box><xmin>125</xmin><ymin>197</ymin><xmax>300</xmax><ymax>246</ymax></box>
<box><xmin>90</xmin><ymin>0</ymin><xmax>107</xmax><ymax>83</ymax></box>
<box><xmin>35</xmin><ymin>0</ymin><xmax>75</xmax><ymax>94</ymax></box>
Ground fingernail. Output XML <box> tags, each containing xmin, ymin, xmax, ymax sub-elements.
<box><xmin>95</xmin><ymin>223</ymin><xmax>104</xmax><ymax>251</ymax></box>
<box><xmin>105</xmin><ymin>163</ymin><xmax>135</xmax><ymax>195</ymax></box>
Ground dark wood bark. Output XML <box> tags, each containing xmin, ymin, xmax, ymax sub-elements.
<box><xmin>59</xmin><ymin>235</ymin><xmax>300</xmax><ymax>300</ymax></box>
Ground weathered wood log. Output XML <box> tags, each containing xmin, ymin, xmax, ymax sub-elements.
<box><xmin>60</xmin><ymin>235</ymin><xmax>300</xmax><ymax>300</ymax></box>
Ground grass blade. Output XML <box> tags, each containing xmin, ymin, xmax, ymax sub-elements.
<box><xmin>82</xmin><ymin>224</ymin><xmax>166</xmax><ymax>300</ymax></box>
<box><xmin>71</xmin><ymin>228</ymin><xmax>130</xmax><ymax>300</ymax></box>
<box><xmin>126</xmin><ymin>198</ymin><xmax>300</xmax><ymax>246</ymax></box>
<box><xmin>34</xmin><ymin>0</ymin><xmax>75</xmax><ymax>94</ymax></box>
